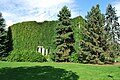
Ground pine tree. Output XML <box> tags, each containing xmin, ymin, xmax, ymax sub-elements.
<box><xmin>0</xmin><ymin>12</ymin><xmax>8</xmax><ymax>57</ymax></box>
<box><xmin>54</xmin><ymin>6</ymin><xmax>75</xmax><ymax>62</ymax></box>
<box><xmin>105</xmin><ymin>4</ymin><xmax>120</xmax><ymax>43</ymax></box>
<box><xmin>105</xmin><ymin>4</ymin><xmax>120</xmax><ymax>56</ymax></box>
<box><xmin>80</xmin><ymin>4</ymin><xmax>111</xmax><ymax>64</ymax></box>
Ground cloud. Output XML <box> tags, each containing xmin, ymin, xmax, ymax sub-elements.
<box><xmin>5</xmin><ymin>20</ymin><xmax>14</xmax><ymax>29</ymax></box>
<box><xmin>113</xmin><ymin>1</ymin><xmax>120</xmax><ymax>23</ymax></box>
<box><xmin>0</xmin><ymin>0</ymin><xmax>78</xmax><ymax>27</ymax></box>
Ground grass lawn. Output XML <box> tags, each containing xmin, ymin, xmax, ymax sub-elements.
<box><xmin>0</xmin><ymin>61</ymin><xmax>120</xmax><ymax>80</ymax></box>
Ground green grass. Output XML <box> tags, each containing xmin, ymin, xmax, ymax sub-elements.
<box><xmin>0</xmin><ymin>62</ymin><xmax>120</xmax><ymax>80</ymax></box>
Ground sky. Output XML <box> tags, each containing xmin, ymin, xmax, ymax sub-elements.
<box><xmin>0</xmin><ymin>0</ymin><xmax>120</xmax><ymax>28</ymax></box>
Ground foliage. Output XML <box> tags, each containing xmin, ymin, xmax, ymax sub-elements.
<box><xmin>7</xmin><ymin>50</ymin><xmax>46</xmax><ymax>62</ymax></box>
<box><xmin>9</xmin><ymin>21</ymin><xmax>57</xmax><ymax>52</ymax></box>
<box><xmin>105</xmin><ymin>4</ymin><xmax>120</xmax><ymax>57</ymax></box>
<box><xmin>9</xmin><ymin>17</ymin><xmax>83</xmax><ymax>54</ymax></box>
<box><xmin>71</xmin><ymin>16</ymin><xmax>85</xmax><ymax>55</ymax></box>
<box><xmin>0</xmin><ymin>12</ymin><xmax>9</xmax><ymax>58</ymax></box>
<box><xmin>7</xmin><ymin>27</ymin><xmax>13</xmax><ymax>53</ymax></box>
<box><xmin>54</xmin><ymin>6</ymin><xmax>75</xmax><ymax>62</ymax></box>
<box><xmin>49</xmin><ymin>52</ymin><xmax>56</xmax><ymax>62</ymax></box>
<box><xmin>69</xmin><ymin>53</ymin><xmax>79</xmax><ymax>63</ymax></box>
<box><xmin>116</xmin><ymin>56</ymin><xmax>120</xmax><ymax>62</ymax></box>
<box><xmin>80</xmin><ymin>4</ymin><xmax>113</xmax><ymax>64</ymax></box>
<box><xmin>105</xmin><ymin>4</ymin><xmax>120</xmax><ymax>43</ymax></box>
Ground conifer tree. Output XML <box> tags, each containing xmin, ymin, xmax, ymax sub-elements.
<box><xmin>105</xmin><ymin>4</ymin><xmax>120</xmax><ymax>43</ymax></box>
<box><xmin>0</xmin><ymin>12</ymin><xmax>8</xmax><ymax>57</ymax></box>
<box><xmin>54</xmin><ymin>6</ymin><xmax>75</xmax><ymax>62</ymax></box>
<box><xmin>80</xmin><ymin>4</ymin><xmax>112</xmax><ymax>64</ymax></box>
<box><xmin>105</xmin><ymin>4</ymin><xmax>120</xmax><ymax>56</ymax></box>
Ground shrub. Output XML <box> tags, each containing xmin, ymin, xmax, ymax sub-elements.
<box><xmin>69</xmin><ymin>53</ymin><xmax>79</xmax><ymax>63</ymax></box>
<box><xmin>100</xmin><ymin>53</ymin><xmax>114</xmax><ymax>64</ymax></box>
<box><xmin>49</xmin><ymin>52</ymin><xmax>56</xmax><ymax>62</ymax></box>
<box><xmin>0</xmin><ymin>57</ymin><xmax>7</xmax><ymax>61</ymax></box>
<box><xmin>7</xmin><ymin>50</ymin><xmax>46</xmax><ymax>62</ymax></box>
<box><xmin>116</xmin><ymin>56</ymin><xmax>120</xmax><ymax>62</ymax></box>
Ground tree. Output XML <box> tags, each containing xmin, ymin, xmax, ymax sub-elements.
<box><xmin>0</xmin><ymin>12</ymin><xmax>8</xmax><ymax>57</ymax></box>
<box><xmin>105</xmin><ymin>4</ymin><xmax>120</xmax><ymax>56</ymax></box>
<box><xmin>54</xmin><ymin>6</ymin><xmax>75</xmax><ymax>62</ymax></box>
<box><xmin>105</xmin><ymin>4</ymin><xmax>120</xmax><ymax>43</ymax></box>
<box><xmin>80</xmin><ymin>4</ymin><xmax>112</xmax><ymax>64</ymax></box>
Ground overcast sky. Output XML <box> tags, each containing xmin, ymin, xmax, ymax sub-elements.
<box><xmin>0</xmin><ymin>0</ymin><xmax>120</xmax><ymax>28</ymax></box>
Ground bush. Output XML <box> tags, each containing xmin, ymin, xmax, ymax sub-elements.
<box><xmin>0</xmin><ymin>57</ymin><xmax>7</xmax><ymax>61</ymax></box>
<box><xmin>116</xmin><ymin>56</ymin><xmax>120</xmax><ymax>62</ymax></box>
<box><xmin>69</xmin><ymin>53</ymin><xmax>79</xmax><ymax>63</ymax></box>
<box><xmin>49</xmin><ymin>52</ymin><xmax>57</xmax><ymax>62</ymax></box>
<box><xmin>7</xmin><ymin>50</ymin><xmax>46</xmax><ymax>62</ymax></box>
<box><xmin>100</xmin><ymin>53</ymin><xmax>114</xmax><ymax>64</ymax></box>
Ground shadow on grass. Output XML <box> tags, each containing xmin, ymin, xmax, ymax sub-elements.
<box><xmin>0</xmin><ymin>66</ymin><xmax>79</xmax><ymax>80</ymax></box>
<box><xmin>118</xmin><ymin>66</ymin><xmax>120</xmax><ymax>69</ymax></box>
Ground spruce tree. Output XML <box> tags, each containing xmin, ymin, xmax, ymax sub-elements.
<box><xmin>0</xmin><ymin>12</ymin><xmax>8</xmax><ymax>57</ymax></box>
<box><xmin>80</xmin><ymin>4</ymin><xmax>111</xmax><ymax>64</ymax></box>
<box><xmin>54</xmin><ymin>6</ymin><xmax>75</xmax><ymax>62</ymax></box>
<box><xmin>105</xmin><ymin>4</ymin><xmax>120</xmax><ymax>56</ymax></box>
